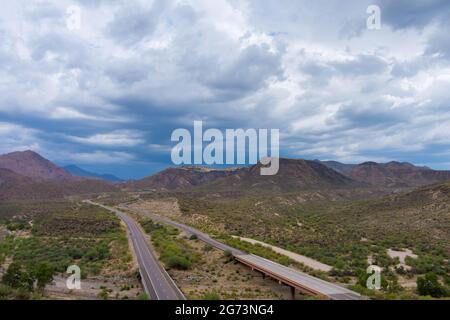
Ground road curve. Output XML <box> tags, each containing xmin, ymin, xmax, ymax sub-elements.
<box><xmin>85</xmin><ymin>201</ymin><xmax>185</xmax><ymax>300</ymax></box>
<box><xmin>121</xmin><ymin>204</ymin><xmax>362</xmax><ymax>301</ymax></box>
<box><xmin>121</xmin><ymin>205</ymin><xmax>244</xmax><ymax>256</ymax></box>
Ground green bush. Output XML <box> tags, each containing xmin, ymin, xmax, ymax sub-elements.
<box><xmin>417</xmin><ymin>273</ymin><xmax>448</xmax><ymax>298</ymax></box>
<box><xmin>2</xmin><ymin>262</ymin><xmax>34</xmax><ymax>292</ymax></box>
<box><xmin>140</xmin><ymin>219</ymin><xmax>198</xmax><ymax>270</ymax></box>
<box><xmin>201</xmin><ymin>290</ymin><xmax>221</xmax><ymax>300</ymax></box>
<box><xmin>165</xmin><ymin>256</ymin><xmax>192</xmax><ymax>270</ymax></box>
<box><xmin>0</xmin><ymin>284</ymin><xmax>13</xmax><ymax>299</ymax></box>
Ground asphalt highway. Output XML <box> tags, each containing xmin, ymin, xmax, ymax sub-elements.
<box><xmin>121</xmin><ymin>204</ymin><xmax>363</xmax><ymax>300</ymax></box>
<box><xmin>86</xmin><ymin>201</ymin><xmax>185</xmax><ymax>300</ymax></box>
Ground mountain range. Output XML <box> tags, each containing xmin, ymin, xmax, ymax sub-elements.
<box><xmin>129</xmin><ymin>158</ymin><xmax>450</xmax><ymax>193</ymax></box>
<box><xmin>63</xmin><ymin>165</ymin><xmax>123</xmax><ymax>182</ymax></box>
<box><xmin>318</xmin><ymin>160</ymin><xmax>450</xmax><ymax>188</ymax></box>
<box><xmin>1</xmin><ymin>150</ymin><xmax>450</xmax><ymax>201</ymax></box>
<box><xmin>0</xmin><ymin>151</ymin><xmax>118</xmax><ymax>200</ymax></box>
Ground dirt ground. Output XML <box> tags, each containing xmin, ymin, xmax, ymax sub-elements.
<box><xmin>234</xmin><ymin>236</ymin><xmax>333</xmax><ymax>272</ymax></box>
<box><xmin>44</xmin><ymin>222</ymin><xmax>144</xmax><ymax>300</ymax></box>
<box><xmin>156</xmin><ymin>230</ymin><xmax>306</xmax><ymax>300</ymax></box>
<box><xmin>45</xmin><ymin>274</ymin><xmax>143</xmax><ymax>300</ymax></box>
<box><xmin>128</xmin><ymin>198</ymin><xmax>325</xmax><ymax>299</ymax></box>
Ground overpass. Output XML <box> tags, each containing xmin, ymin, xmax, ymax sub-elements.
<box><xmin>235</xmin><ymin>254</ymin><xmax>362</xmax><ymax>300</ymax></box>
<box><xmin>120</xmin><ymin>204</ymin><xmax>363</xmax><ymax>300</ymax></box>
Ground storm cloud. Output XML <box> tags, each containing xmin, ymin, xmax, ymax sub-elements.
<box><xmin>0</xmin><ymin>0</ymin><xmax>449</xmax><ymax>178</ymax></box>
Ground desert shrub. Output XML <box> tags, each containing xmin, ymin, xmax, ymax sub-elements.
<box><xmin>201</xmin><ymin>290</ymin><xmax>221</xmax><ymax>300</ymax></box>
<box><xmin>2</xmin><ymin>262</ymin><xmax>34</xmax><ymax>292</ymax></box>
<box><xmin>417</xmin><ymin>273</ymin><xmax>448</xmax><ymax>298</ymax></box>
<box><xmin>140</xmin><ymin>219</ymin><xmax>198</xmax><ymax>270</ymax></box>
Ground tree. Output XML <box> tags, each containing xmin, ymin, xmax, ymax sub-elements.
<box><xmin>2</xmin><ymin>262</ymin><xmax>34</xmax><ymax>292</ymax></box>
<box><xmin>33</xmin><ymin>262</ymin><xmax>54</xmax><ymax>291</ymax></box>
<box><xmin>417</xmin><ymin>272</ymin><xmax>447</xmax><ymax>298</ymax></box>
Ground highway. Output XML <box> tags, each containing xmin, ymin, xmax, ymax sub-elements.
<box><xmin>120</xmin><ymin>204</ymin><xmax>363</xmax><ymax>300</ymax></box>
<box><xmin>235</xmin><ymin>254</ymin><xmax>362</xmax><ymax>300</ymax></box>
<box><xmin>120</xmin><ymin>205</ymin><xmax>245</xmax><ymax>256</ymax></box>
<box><xmin>85</xmin><ymin>201</ymin><xmax>185</xmax><ymax>300</ymax></box>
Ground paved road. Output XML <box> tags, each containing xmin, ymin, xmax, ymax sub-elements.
<box><xmin>119</xmin><ymin>205</ymin><xmax>245</xmax><ymax>256</ymax></box>
<box><xmin>121</xmin><ymin>204</ymin><xmax>362</xmax><ymax>301</ymax></box>
<box><xmin>236</xmin><ymin>254</ymin><xmax>362</xmax><ymax>300</ymax></box>
<box><xmin>85</xmin><ymin>201</ymin><xmax>185</xmax><ymax>300</ymax></box>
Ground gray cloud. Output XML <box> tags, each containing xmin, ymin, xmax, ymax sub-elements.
<box><xmin>0</xmin><ymin>0</ymin><xmax>449</xmax><ymax>178</ymax></box>
<box><xmin>376</xmin><ymin>0</ymin><xmax>450</xmax><ymax>30</ymax></box>
<box><xmin>106</xmin><ymin>0</ymin><xmax>170</xmax><ymax>46</ymax></box>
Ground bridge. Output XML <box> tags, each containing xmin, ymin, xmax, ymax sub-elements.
<box><xmin>119</xmin><ymin>204</ymin><xmax>364</xmax><ymax>300</ymax></box>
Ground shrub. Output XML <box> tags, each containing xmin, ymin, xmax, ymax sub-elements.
<box><xmin>165</xmin><ymin>255</ymin><xmax>192</xmax><ymax>270</ymax></box>
<box><xmin>0</xmin><ymin>284</ymin><xmax>13</xmax><ymax>299</ymax></box>
<box><xmin>137</xmin><ymin>293</ymin><xmax>149</xmax><ymax>300</ymax></box>
<box><xmin>189</xmin><ymin>234</ymin><xmax>198</xmax><ymax>240</ymax></box>
<box><xmin>202</xmin><ymin>290</ymin><xmax>221</xmax><ymax>300</ymax></box>
<box><xmin>417</xmin><ymin>273</ymin><xmax>448</xmax><ymax>298</ymax></box>
<box><xmin>2</xmin><ymin>263</ymin><xmax>34</xmax><ymax>292</ymax></box>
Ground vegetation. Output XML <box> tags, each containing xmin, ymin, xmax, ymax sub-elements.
<box><xmin>0</xmin><ymin>201</ymin><xmax>132</xmax><ymax>298</ymax></box>
<box><xmin>201</xmin><ymin>290</ymin><xmax>221</xmax><ymax>300</ymax></box>
<box><xmin>140</xmin><ymin>219</ymin><xmax>199</xmax><ymax>270</ymax></box>
<box><xmin>416</xmin><ymin>273</ymin><xmax>449</xmax><ymax>298</ymax></box>
<box><xmin>219</xmin><ymin>236</ymin><xmax>292</xmax><ymax>266</ymax></box>
<box><xmin>176</xmin><ymin>184</ymin><xmax>450</xmax><ymax>299</ymax></box>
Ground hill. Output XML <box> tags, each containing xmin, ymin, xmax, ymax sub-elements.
<box><xmin>64</xmin><ymin>165</ymin><xmax>123</xmax><ymax>182</ymax></box>
<box><xmin>314</xmin><ymin>160</ymin><xmax>356</xmax><ymax>173</ymax></box>
<box><xmin>125</xmin><ymin>166</ymin><xmax>243</xmax><ymax>191</ymax></box>
<box><xmin>199</xmin><ymin>158</ymin><xmax>362</xmax><ymax>193</ymax></box>
<box><xmin>345</xmin><ymin>161</ymin><xmax>450</xmax><ymax>188</ymax></box>
<box><xmin>0</xmin><ymin>150</ymin><xmax>75</xmax><ymax>181</ymax></box>
<box><xmin>0</xmin><ymin>151</ymin><xmax>118</xmax><ymax>201</ymax></box>
<box><xmin>126</xmin><ymin>159</ymin><xmax>362</xmax><ymax>193</ymax></box>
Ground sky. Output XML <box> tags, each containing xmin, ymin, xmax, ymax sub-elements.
<box><xmin>1</xmin><ymin>0</ymin><xmax>450</xmax><ymax>179</ymax></box>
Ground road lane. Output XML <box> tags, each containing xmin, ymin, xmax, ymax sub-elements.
<box><xmin>85</xmin><ymin>201</ymin><xmax>185</xmax><ymax>300</ymax></box>
<box><xmin>122</xmin><ymin>204</ymin><xmax>363</xmax><ymax>300</ymax></box>
<box><xmin>119</xmin><ymin>205</ymin><xmax>244</xmax><ymax>255</ymax></box>
<box><xmin>236</xmin><ymin>254</ymin><xmax>362</xmax><ymax>300</ymax></box>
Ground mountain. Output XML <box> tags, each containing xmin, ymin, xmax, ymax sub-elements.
<box><xmin>314</xmin><ymin>160</ymin><xmax>356</xmax><ymax>173</ymax></box>
<box><xmin>0</xmin><ymin>151</ymin><xmax>119</xmax><ymax>201</ymax></box>
<box><xmin>64</xmin><ymin>165</ymin><xmax>123</xmax><ymax>182</ymax></box>
<box><xmin>0</xmin><ymin>150</ymin><xmax>75</xmax><ymax>181</ymax></box>
<box><xmin>199</xmin><ymin>158</ymin><xmax>362</xmax><ymax>193</ymax></box>
<box><xmin>129</xmin><ymin>158</ymin><xmax>363</xmax><ymax>193</ymax></box>
<box><xmin>125</xmin><ymin>166</ymin><xmax>243</xmax><ymax>191</ymax></box>
<box><xmin>0</xmin><ymin>168</ymin><xmax>35</xmax><ymax>200</ymax></box>
<box><xmin>0</xmin><ymin>168</ymin><xmax>119</xmax><ymax>201</ymax></box>
<box><xmin>345</xmin><ymin>161</ymin><xmax>450</xmax><ymax>188</ymax></box>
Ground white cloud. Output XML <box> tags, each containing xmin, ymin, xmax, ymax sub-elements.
<box><xmin>0</xmin><ymin>0</ymin><xmax>450</xmax><ymax>173</ymax></box>
<box><xmin>68</xmin><ymin>130</ymin><xmax>145</xmax><ymax>147</ymax></box>
<box><xmin>0</xmin><ymin>122</ymin><xmax>42</xmax><ymax>155</ymax></box>
<box><xmin>62</xmin><ymin>151</ymin><xmax>135</xmax><ymax>164</ymax></box>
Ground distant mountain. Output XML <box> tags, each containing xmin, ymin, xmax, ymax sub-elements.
<box><xmin>344</xmin><ymin>161</ymin><xmax>450</xmax><ymax>188</ymax></box>
<box><xmin>0</xmin><ymin>150</ymin><xmax>75</xmax><ymax>181</ymax></box>
<box><xmin>314</xmin><ymin>160</ymin><xmax>356</xmax><ymax>173</ymax></box>
<box><xmin>0</xmin><ymin>168</ymin><xmax>35</xmax><ymax>200</ymax></box>
<box><xmin>200</xmin><ymin>158</ymin><xmax>362</xmax><ymax>193</ymax></box>
<box><xmin>64</xmin><ymin>165</ymin><xmax>123</xmax><ymax>182</ymax></box>
<box><xmin>128</xmin><ymin>158</ymin><xmax>363</xmax><ymax>193</ymax></box>
<box><xmin>0</xmin><ymin>151</ymin><xmax>119</xmax><ymax>201</ymax></box>
<box><xmin>125</xmin><ymin>166</ymin><xmax>243</xmax><ymax>191</ymax></box>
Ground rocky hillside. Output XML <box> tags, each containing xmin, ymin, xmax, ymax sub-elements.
<box><xmin>345</xmin><ymin>161</ymin><xmax>450</xmax><ymax>188</ymax></box>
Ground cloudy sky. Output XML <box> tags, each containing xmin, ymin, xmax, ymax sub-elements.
<box><xmin>1</xmin><ymin>0</ymin><xmax>450</xmax><ymax>179</ymax></box>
